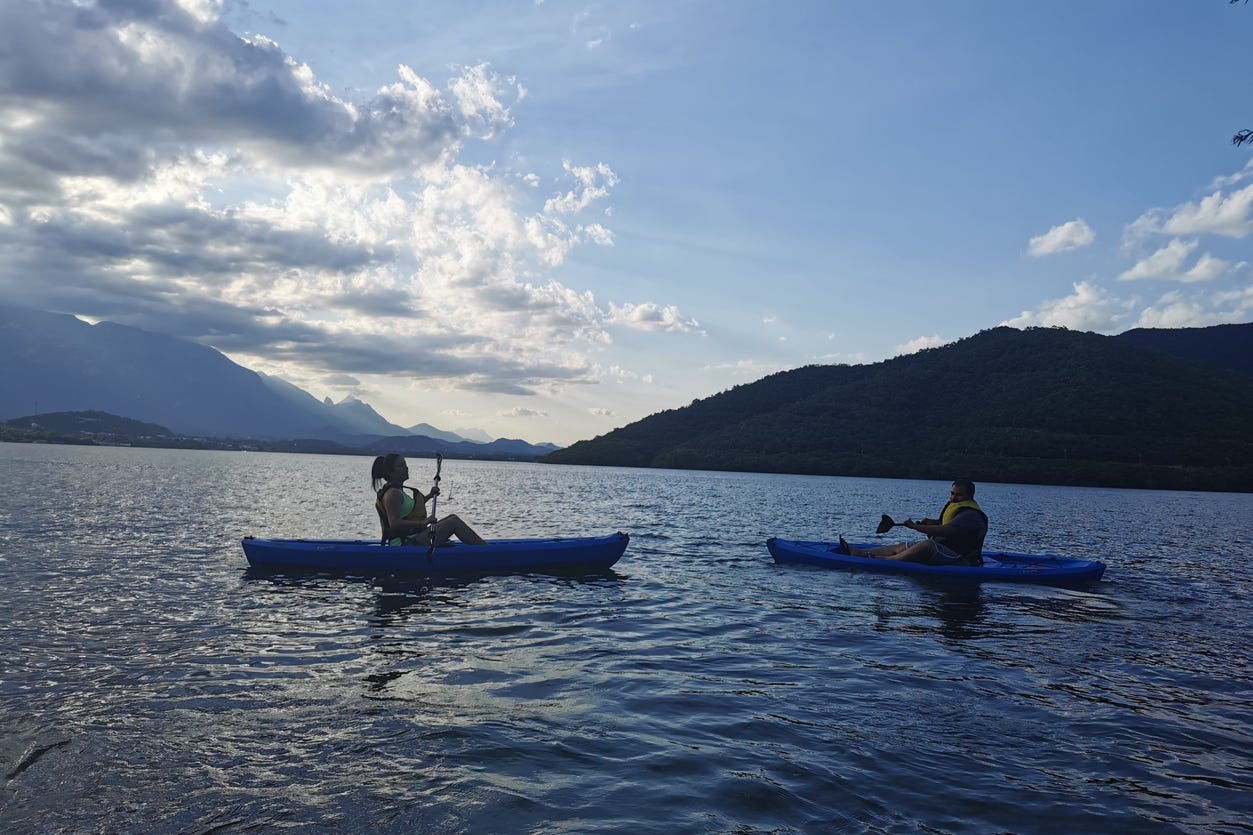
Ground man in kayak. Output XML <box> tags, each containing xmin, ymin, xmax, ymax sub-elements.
<box><xmin>837</xmin><ymin>479</ymin><xmax>987</xmax><ymax>566</ymax></box>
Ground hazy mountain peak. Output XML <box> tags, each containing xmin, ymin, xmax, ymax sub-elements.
<box><xmin>0</xmin><ymin>303</ymin><xmax>554</xmax><ymax>447</ymax></box>
<box><xmin>454</xmin><ymin>426</ymin><xmax>494</xmax><ymax>443</ymax></box>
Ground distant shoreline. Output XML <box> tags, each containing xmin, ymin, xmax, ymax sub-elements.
<box><xmin>4</xmin><ymin>431</ymin><xmax>1248</xmax><ymax>494</ymax></box>
<box><xmin>0</xmin><ymin>429</ymin><xmax>548</xmax><ymax>463</ymax></box>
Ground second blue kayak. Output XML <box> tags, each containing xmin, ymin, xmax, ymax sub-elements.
<box><xmin>767</xmin><ymin>538</ymin><xmax>1105</xmax><ymax>587</ymax></box>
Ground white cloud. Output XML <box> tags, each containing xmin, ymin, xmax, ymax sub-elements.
<box><xmin>704</xmin><ymin>359</ymin><xmax>785</xmax><ymax>377</ymax></box>
<box><xmin>812</xmin><ymin>351</ymin><xmax>870</xmax><ymax>365</ymax></box>
<box><xmin>449</xmin><ymin>63</ymin><xmax>518</xmax><ymax>139</ymax></box>
<box><xmin>607</xmin><ymin>302</ymin><xmax>701</xmax><ymax>332</ymax></box>
<box><xmin>543</xmin><ymin>161</ymin><xmax>618</xmax><ymax>215</ymax></box>
<box><xmin>1027</xmin><ymin>218</ymin><xmax>1095</xmax><ymax>256</ymax></box>
<box><xmin>1118</xmin><ymin>239</ymin><xmax>1230</xmax><ymax>283</ymax></box>
<box><xmin>589</xmin><ymin>407</ymin><xmax>615</xmax><ymax>416</ymax></box>
<box><xmin>0</xmin><ymin>0</ymin><xmax>698</xmax><ymax>405</ymax></box>
<box><xmin>1179</xmin><ymin>253</ymin><xmax>1231</xmax><ymax>283</ymax></box>
<box><xmin>893</xmin><ymin>335</ymin><xmax>952</xmax><ymax>355</ymax></box>
<box><xmin>596</xmin><ymin>365</ymin><xmax>654</xmax><ymax>384</ymax></box>
<box><xmin>1206</xmin><ymin>159</ymin><xmax>1253</xmax><ymax>191</ymax></box>
<box><xmin>1161</xmin><ymin>182</ymin><xmax>1253</xmax><ymax>239</ymax></box>
<box><xmin>1002</xmin><ymin>280</ymin><xmax>1136</xmax><ymax>333</ymax></box>
<box><xmin>1126</xmin><ymin>182</ymin><xmax>1253</xmax><ymax>242</ymax></box>
<box><xmin>173</xmin><ymin>0</ymin><xmax>222</xmax><ymax>25</ymax></box>
<box><xmin>582</xmin><ymin>223</ymin><xmax>614</xmax><ymax>245</ymax></box>
<box><xmin>499</xmin><ymin>407</ymin><xmax>548</xmax><ymax>417</ymax></box>
<box><xmin>1133</xmin><ymin>291</ymin><xmax>1223</xmax><ymax>329</ymax></box>
<box><xmin>1131</xmin><ymin>280</ymin><xmax>1253</xmax><ymax>329</ymax></box>
<box><xmin>1215</xmin><ymin>282</ymin><xmax>1253</xmax><ymax>320</ymax></box>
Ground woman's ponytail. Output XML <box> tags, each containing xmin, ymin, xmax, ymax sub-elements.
<box><xmin>371</xmin><ymin>453</ymin><xmax>400</xmax><ymax>491</ymax></box>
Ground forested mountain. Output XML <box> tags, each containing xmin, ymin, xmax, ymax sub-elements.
<box><xmin>545</xmin><ymin>326</ymin><xmax>1253</xmax><ymax>492</ymax></box>
<box><xmin>1115</xmin><ymin>322</ymin><xmax>1253</xmax><ymax>378</ymax></box>
<box><xmin>4</xmin><ymin>410</ymin><xmax>173</xmax><ymax>438</ymax></box>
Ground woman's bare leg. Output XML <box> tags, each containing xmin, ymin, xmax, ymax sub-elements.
<box><xmin>433</xmin><ymin>514</ymin><xmax>486</xmax><ymax>545</ymax></box>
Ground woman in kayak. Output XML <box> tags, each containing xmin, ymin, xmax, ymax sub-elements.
<box><xmin>371</xmin><ymin>453</ymin><xmax>487</xmax><ymax>546</ymax></box>
<box><xmin>837</xmin><ymin>479</ymin><xmax>987</xmax><ymax>566</ymax></box>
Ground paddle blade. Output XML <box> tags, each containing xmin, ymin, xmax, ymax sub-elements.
<box><xmin>875</xmin><ymin>514</ymin><xmax>895</xmax><ymax>534</ymax></box>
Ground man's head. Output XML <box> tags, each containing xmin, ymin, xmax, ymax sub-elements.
<box><xmin>950</xmin><ymin>479</ymin><xmax>976</xmax><ymax>501</ymax></box>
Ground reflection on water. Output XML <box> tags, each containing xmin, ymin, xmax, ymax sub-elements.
<box><xmin>1</xmin><ymin>443</ymin><xmax>1251</xmax><ymax>833</ymax></box>
<box><xmin>242</xmin><ymin>566</ymin><xmax>628</xmax><ymax>626</ymax></box>
<box><xmin>921</xmin><ymin>585</ymin><xmax>986</xmax><ymax>640</ymax></box>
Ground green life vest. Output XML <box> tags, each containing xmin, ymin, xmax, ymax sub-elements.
<box><xmin>375</xmin><ymin>483</ymin><xmax>427</xmax><ymax>545</ymax></box>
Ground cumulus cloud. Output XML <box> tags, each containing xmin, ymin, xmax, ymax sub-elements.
<box><xmin>703</xmin><ymin>359</ymin><xmax>785</xmax><ymax>377</ymax></box>
<box><xmin>543</xmin><ymin>161</ymin><xmax>619</xmax><ymax>215</ymax></box>
<box><xmin>0</xmin><ymin>0</ymin><xmax>691</xmax><ymax>402</ymax></box>
<box><xmin>1128</xmin><ymin>280</ymin><xmax>1253</xmax><ymax>329</ymax></box>
<box><xmin>499</xmin><ymin>407</ymin><xmax>548</xmax><ymax>417</ymax></box>
<box><xmin>1001</xmin><ymin>281</ymin><xmax>1136</xmax><ymax>333</ymax></box>
<box><xmin>1118</xmin><ymin>239</ymin><xmax>1230</xmax><ymax>283</ymax></box>
<box><xmin>1215</xmin><ymin>281</ymin><xmax>1253</xmax><ymax>320</ymax></box>
<box><xmin>607</xmin><ymin>302</ymin><xmax>701</xmax><ymax>332</ymax></box>
<box><xmin>596</xmin><ymin>364</ymin><xmax>654</xmax><ymax>384</ymax></box>
<box><xmin>1126</xmin><ymin>182</ymin><xmax>1253</xmax><ymax>242</ymax></box>
<box><xmin>1206</xmin><ymin>159</ymin><xmax>1253</xmax><ymax>191</ymax></box>
<box><xmin>0</xmin><ymin>4</ymin><xmax>469</xmax><ymax>181</ymax></box>
<box><xmin>813</xmin><ymin>350</ymin><xmax>870</xmax><ymax>365</ymax></box>
<box><xmin>1099</xmin><ymin>163</ymin><xmax>1250</xmax><ymax>327</ymax></box>
<box><xmin>1133</xmin><ymin>291</ymin><xmax>1224</xmax><ymax>329</ymax></box>
<box><xmin>322</xmin><ymin>373</ymin><xmax>363</xmax><ymax>387</ymax></box>
<box><xmin>1027</xmin><ymin>219</ymin><xmax>1095</xmax><ymax>256</ymax></box>
<box><xmin>589</xmin><ymin>407</ymin><xmax>615</xmax><ymax>416</ymax></box>
<box><xmin>1000</xmin><ymin>266</ymin><xmax>1251</xmax><ymax>336</ymax></box>
<box><xmin>894</xmin><ymin>335</ymin><xmax>952</xmax><ymax>356</ymax></box>
<box><xmin>449</xmin><ymin>63</ymin><xmax>520</xmax><ymax>139</ymax></box>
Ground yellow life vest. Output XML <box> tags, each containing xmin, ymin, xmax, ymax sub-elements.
<box><xmin>941</xmin><ymin>499</ymin><xmax>983</xmax><ymax>525</ymax></box>
<box><xmin>936</xmin><ymin>499</ymin><xmax>989</xmax><ymax>563</ymax></box>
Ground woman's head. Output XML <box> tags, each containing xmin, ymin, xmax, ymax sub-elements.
<box><xmin>371</xmin><ymin>453</ymin><xmax>408</xmax><ymax>490</ymax></box>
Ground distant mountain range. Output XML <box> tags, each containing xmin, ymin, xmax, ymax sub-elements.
<box><xmin>0</xmin><ymin>303</ymin><xmax>558</xmax><ymax>457</ymax></box>
<box><xmin>6</xmin><ymin>301</ymin><xmax>1250</xmax><ymax>488</ymax></box>
<box><xmin>546</xmin><ymin>323</ymin><xmax>1253</xmax><ymax>492</ymax></box>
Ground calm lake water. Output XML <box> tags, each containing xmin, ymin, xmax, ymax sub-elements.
<box><xmin>1</xmin><ymin>442</ymin><xmax>1250</xmax><ymax>834</ymax></box>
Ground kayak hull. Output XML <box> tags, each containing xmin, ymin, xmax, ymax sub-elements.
<box><xmin>242</xmin><ymin>532</ymin><xmax>629</xmax><ymax>574</ymax></box>
<box><xmin>767</xmin><ymin>538</ymin><xmax>1105</xmax><ymax>587</ymax></box>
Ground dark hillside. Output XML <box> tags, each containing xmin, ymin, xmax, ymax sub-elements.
<box><xmin>547</xmin><ymin>327</ymin><xmax>1253</xmax><ymax>492</ymax></box>
<box><xmin>5</xmin><ymin>410</ymin><xmax>173</xmax><ymax>437</ymax></box>
<box><xmin>1116</xmin><ymin>322</ymin><xmax>1253</xmax><ymax>378</ymax></box>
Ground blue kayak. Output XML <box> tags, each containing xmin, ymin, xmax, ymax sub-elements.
<box><xmin>767</xmin><ymin>538</ymin><xmax>1105</xmax><ymax>587</ymax></box>
<box><xmin>242</xmin><ymin>532</ymin><xmax>629</xmax><ymax>574</ymax></box>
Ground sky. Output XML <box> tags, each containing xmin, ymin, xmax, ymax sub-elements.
<box><xmin>1</xmin><ymin>1</ymin><xmax>1251</xmax><ymax>446</ymax></box>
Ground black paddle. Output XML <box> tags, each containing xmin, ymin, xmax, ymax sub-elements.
<box><xmin>876</xmin><ymin>514</ymin><xmax>905</xmax><ymax>535</ymax></box>
<box><xmin>426</xmin><ymin>452</ymin><xmax>443</xmax><ymax>563</ymax></box>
